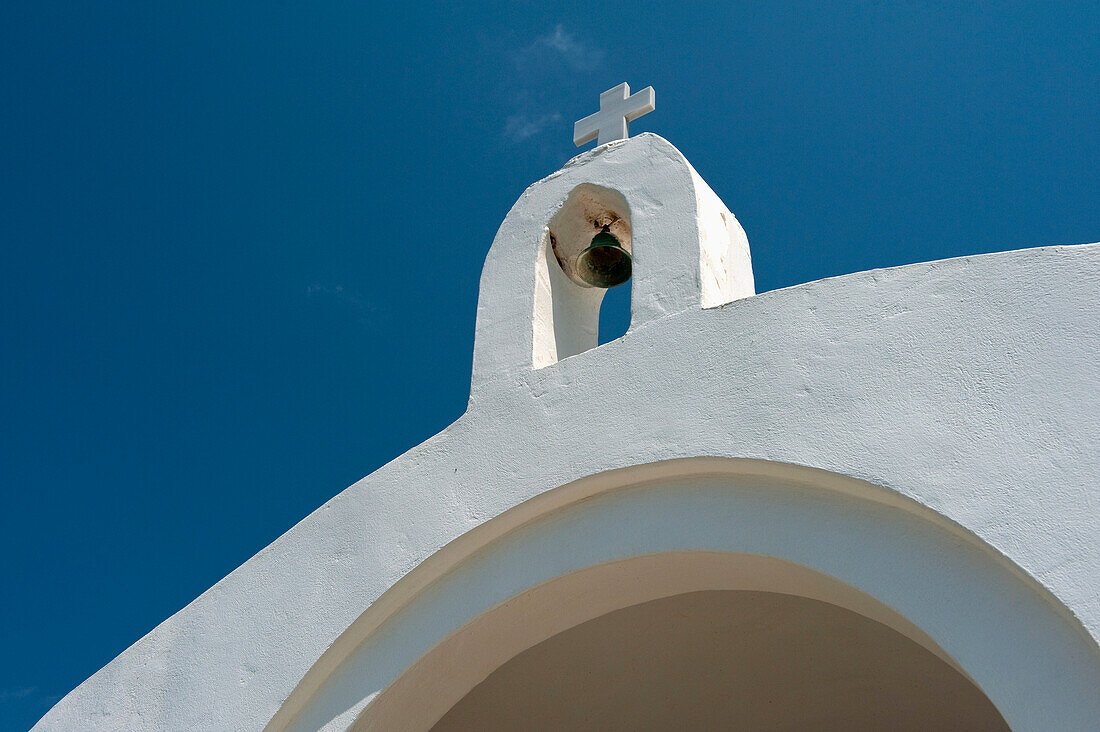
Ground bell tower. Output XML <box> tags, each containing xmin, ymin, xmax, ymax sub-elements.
<box><xmin>473</xmin><ymin>130</ymin><xmax>755</xmax><ymax>379</ymax></box>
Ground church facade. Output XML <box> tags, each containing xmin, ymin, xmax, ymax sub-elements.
<box><xmin>36</xmin><ymin>132</ymin><xmax>1100</xmax><ymax>730</ymax></box>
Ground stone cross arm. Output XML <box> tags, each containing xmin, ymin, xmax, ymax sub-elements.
<box><xmin>574</xmin><ymin>83</ymin><xmax>655</xmax><ymax>147</ymax></box>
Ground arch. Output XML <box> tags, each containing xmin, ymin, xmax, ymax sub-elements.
<box><xmin>270</xmin><ymin>460</ymin><xmax>1100</xmax><ymax>731</ymax></box>
<box><xmin>363</xmin><ymin>555</ymin><xmax>1010</xmax><ymax>731</ymax></box>
<box><xmin>532</xmin><ymin>183</ymin><xmax>632</xmax><ymax>368</ymax></box>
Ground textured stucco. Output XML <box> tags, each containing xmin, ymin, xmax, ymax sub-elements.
<box><xmin>34</xmin><ymin>135</ymin><xmax>1100</xmax><ymax>731</ymax></box>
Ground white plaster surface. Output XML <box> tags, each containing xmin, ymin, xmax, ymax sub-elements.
<box><xmin>334</xmin><ymin>489</ymin><xmax>1092</xmax><ymax>732</ymax></box>
<box><xmin>34</xmin><ymin>135</ymin><xmax>1100</xmax><ymax>732</ymax></box>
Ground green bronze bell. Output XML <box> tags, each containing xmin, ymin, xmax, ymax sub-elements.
<box><xmin>576</xmin><ymin>229</ymin><xmax>632</xmax><ymax>288</ymax></box>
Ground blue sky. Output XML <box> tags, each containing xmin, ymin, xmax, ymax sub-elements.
<box><xmin>2</xmin><ymin>2</ymin><xmax>1097</xmax><ymax>728</ymax></box>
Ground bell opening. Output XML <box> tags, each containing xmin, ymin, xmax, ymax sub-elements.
<box><xmin>535</xmin><ymin>183</ymin><xmax>633</xmax><ymax>369</ymax></box>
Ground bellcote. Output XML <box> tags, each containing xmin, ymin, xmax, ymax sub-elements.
<box><xmin>471</xmin><ymin>133</ymin><xmax>755</xmax><ymax>395</ymax></box>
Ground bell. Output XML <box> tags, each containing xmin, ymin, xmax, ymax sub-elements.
<box><xmin>576</xmin><ymin>229</ymin><xmax>632</xmax><ymax>288</ymax></box>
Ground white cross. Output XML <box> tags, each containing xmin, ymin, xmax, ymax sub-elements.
<box><xmin>573</xmin><ymin>82</ymin><xmax>656</xmax><ymax>147</ymax></box>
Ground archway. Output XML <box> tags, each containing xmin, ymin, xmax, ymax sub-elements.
<box><xmin>434</xmin><ymin>589</ymin><xmax>1007</xmax><ymax>731</ymax></box>
<box><xmin>356</xmin><ymin>552</ymin><xmax>1009</xmax><ymax>731</ymax></box>
<box><xmin>273</xmin><ymin>461</ymin><xmax>1100</xmax><ymax>731</ymax></box>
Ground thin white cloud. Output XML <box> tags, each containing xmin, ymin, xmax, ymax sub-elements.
<box><xmin>505</xmin><ymin>112</ymin><xmax>563</xmax><ymax>142</ymax></box>
<box><xmin>305</xmin><ymin>283</ymin><xmax>385</xmax><ymax>327</ymax></box>
<box><xmin>538</xmin><ymin>25</ymin><xmax>605</xmax><ymax>70</ymax></box>
<box><xmin>0</xmin><ymin>686</ymin><xmax>37</xmax><ymax>703</ymax></box>
<box><xmin>501</xmin><ymin>25</ymin><xmax>602</xmax><ymax>143</ymax></box>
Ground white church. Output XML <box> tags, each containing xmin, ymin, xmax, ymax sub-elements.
<box><xmin>36</xmin><ymin>84</ymin><xmax>1100</xmax><ymax>730</ymax></box>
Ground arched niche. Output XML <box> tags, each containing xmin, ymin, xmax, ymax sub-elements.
<box><xmin>533</xmin><ymin>183</ymin><xmax>633</xmax><ymax>368</ymax></box>
<box><xmin>270</xmin><ymin>460</ymin><xmax>1100</xmax><ymax>732</ymax></box>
